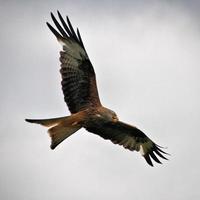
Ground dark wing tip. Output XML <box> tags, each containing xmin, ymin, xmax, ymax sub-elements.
<box><xmin>153</xmin><ymin>145</ymin><xmax>169</xmax><ymax>161</ymax></box>
<box><xmin>66</xmin><ymin>15</ymin><xmax>70</xmax><ymax>23</ymax></box>
<box><xmin>47</xmin><ymin>11</ymin><xmax>85</xmax><ymax>49</ymax></box>
<box><xmin>46</xmin><ymin>22</ymin><xmax>63</xmax><ymax>40</ymax></box>
<box><xmin>57</xmin><ymin>10</ymin><xmax>62</xmax><ymax>18</ymax></box>
<box><xmin>66</xmin><ymin>15</ymin><xmax>79</xmax><ymax>43</ymax></box>
<box><xmin>155</xmin><ymin>149</ymin><xmax>169</xmax><ymax>160</ymax></box>
<box><xmin>143</xmin><ymin>144</ymin><xmax>169</xmax><ymax>166</ymax></box>
<box><xmin>156</xmin><ymin>145</ymin><xmax>171</xmax><ymax>155</ymax></box>
<box><xmin>25</xmin><ymin>119</ymin><xmax>33</xmax><ymax>123</ymax></box>
<box><xmin>50</xmin><ymin>144</ymin><xmax>56</xmax><ymax>150</ymax></box>
<box><xmin>144</xmin><ymin>154</ymin><xmax>154</xmax><ymax>167</ymax></box>
<box><xmin>77</xmin><ymin>28</ymin><xmax>86</xmax><ymax>50</ymax></box>
<box><xmin>149</xmin><ymin>151</ymin><xmax>162</xmax><ymax>164</ymax></box>
<box><xmin>50</xmin><ymin>11</ymin><xmax>54</xmax><ymax>18</ymax></box>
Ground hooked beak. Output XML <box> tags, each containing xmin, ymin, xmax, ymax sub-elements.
<box><xmin>112</xmin><ymin>116</ymin><xmax>119</xmax><ymax>122</ymax></box>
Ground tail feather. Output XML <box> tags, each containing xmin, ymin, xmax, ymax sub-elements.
<box><xmin>25</xmin><ymin>116</ymin><xmax>68</xmax><ymax>127</ymax></box>
<box><xmin>48</xmin><ymin>122</ymin><xmax>81</xmax><ymax>149</ymax></box>
<box><xmin>25</xmin><ymin>113</ymin><xmax>85</xmax><ymax>149</ymax></box>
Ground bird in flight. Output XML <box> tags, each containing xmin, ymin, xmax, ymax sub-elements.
<box><xmin>26</xmin><ymin>11</ymin><xmax>168</xmax><ymax>166</ymax></box>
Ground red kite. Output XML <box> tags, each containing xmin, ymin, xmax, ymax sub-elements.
<box><xmin>26</xmin><ymin>11</ymin><xmax>168</xmax><ymax>166</ymax></box>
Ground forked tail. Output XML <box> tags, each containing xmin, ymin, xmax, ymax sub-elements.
<box><xmin>25</xmin><ymin>114</ymin><xmax>83</xmax><ymax>149</ymax></box>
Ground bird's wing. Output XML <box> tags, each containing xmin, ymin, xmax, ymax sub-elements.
<box><xmin>46</xmin><ymin>11</ymin><xmax>101</xmax><ymax>113</ymax></box>
<box><xmin>86</xmin><ymin>121</ymin><xmax>168</xmax><ymax>166</ymax></box>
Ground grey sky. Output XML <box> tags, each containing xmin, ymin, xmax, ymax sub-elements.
<box><xmin>0</xmin><ymin>0</ymin><xmax>200</xmax><ymax>199</ymax></box>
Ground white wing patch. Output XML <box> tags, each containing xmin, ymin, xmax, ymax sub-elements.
<box><xmin>139</xmin><ymin>141</ymin><xmax>154</xmax><ymax>156</ymax></box>
<box><xmin>58</xmin><ymin>38</ymin><xmax>89</xmax><ymax>67</ymax></box>
<box><xmin>59</xmin><ymin>38</ymin><xmax>88</xmax><ymax>61</ymax></box>
<box><xmin>58</xmin><ymin>38</ymin><xmax>66</xmax><ymax>46</ymax></box>
<box><xmin>139</xmin><ymin>145</ymin><xmax>145</xmax><ymax>156</ymax></box>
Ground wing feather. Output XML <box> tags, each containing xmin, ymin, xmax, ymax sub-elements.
<box><xmin>66</xmin><ymin>16</ymin><xmax>80</xmax><ymax>43</ymax></box>
<box><xmin>57</xmin><ymin>11</ymin><xmax>75</xmax><ymax>39</ymax></box>
<box><xmin>86</xmin><ymin>121</ymin><xmax>169</xmax><ymax>166</ymax></box>
<box><xmin>144</xmin><ymin>154</ymin><xmax>153</xmax><ymax>166</ymax></box>
<box><xmin>47</xmin><ymin>11</ymin><xmax>101</xmax><ymax>113</ymax></box>
<box><xmin>77</xmin><ymin>28</ymin><xmax>86</xmax><ymax>50</ymax></box>
<box><xmin>149</xmin><ymin>151</ymin><xmax>162</xmax><ymax>164</ymax></box>
<box><xmin>50</xmin><ymin>12</ymin><xmax>68</xmax><ymax>38</ymax></box>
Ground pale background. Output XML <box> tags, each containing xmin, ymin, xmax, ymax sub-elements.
<box><xmin>0</xmin><ymin>0</ymin><xmax>199</xmax><ymax>199</ymax></box>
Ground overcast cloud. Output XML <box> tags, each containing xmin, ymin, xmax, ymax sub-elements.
<box><xmin>0</xmin><ymin>0</ymin><xmax>200</xmax><ymax>199</ymax></box>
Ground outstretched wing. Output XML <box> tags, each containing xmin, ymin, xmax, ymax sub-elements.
<box><xmin>46</xmin><ymin>11</ymin><xmax>101</xmax><ymax>113</ymax></box>
<box><xmin>86</xmin><ymin>121</ymin><xmax>169</xmax><ymax>166</ymax></box>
